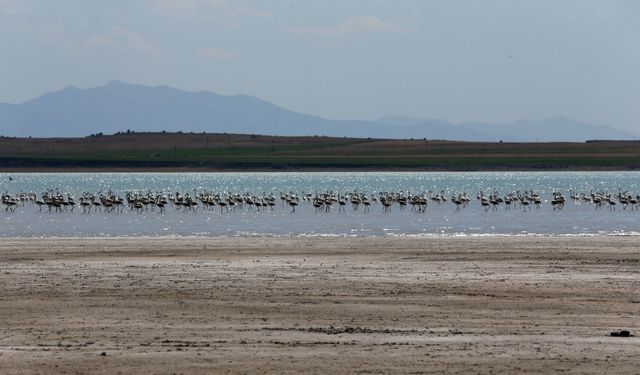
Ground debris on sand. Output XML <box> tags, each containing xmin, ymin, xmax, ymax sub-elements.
<box><xmin>610</xmin><ymin>330</ymin><xmax>633</xmax><ymax>337</ymax></box>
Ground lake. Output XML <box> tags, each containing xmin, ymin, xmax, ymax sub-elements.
<box><xmin>1</xmin><ymin>172</ymin><xmax>639</xmax><ymax>237</ymax></box>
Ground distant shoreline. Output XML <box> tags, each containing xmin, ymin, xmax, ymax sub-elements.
<box><xmin>1</xmin><ymin>166</ymin><xmax>639</xmax><ymax>172</ymax></box>
<box><xmin>1</xmin><ymin>133</ymin><xmax>640</xmax><ymax>171</ymax></box>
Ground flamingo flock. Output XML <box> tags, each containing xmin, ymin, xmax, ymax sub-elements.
<box><xmin>2</xmin><ymin>188</ymin><xmax>640</xmax><ymax>214</ymax></box>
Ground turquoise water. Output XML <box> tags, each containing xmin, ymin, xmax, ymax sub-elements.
<box><xmin>1</xmin><ymin>172</ymin><xmax>639</xmax><ymax>237</ymax></box>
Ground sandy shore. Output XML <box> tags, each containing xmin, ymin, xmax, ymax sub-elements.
<box><xmin>1</xmin><ymin>236</ymin><xmax>639</xmax><ymax>374</ymax></box>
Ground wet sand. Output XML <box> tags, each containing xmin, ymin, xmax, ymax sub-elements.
<box><xmin>1</xmin><ymin>236</ymin><xmax>639</xmax><ymax>374</ymax></box>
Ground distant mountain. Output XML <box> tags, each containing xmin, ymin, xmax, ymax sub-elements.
<box><xmin>0</xmin><ymin>81</ymin><xmax>635</xmax><ymax>141</ymax></box>
<box><xmin>375</xmin><ymin>117</ymin><xmax>501</xmax><ymax>142</ymax></box>
<box><xmin>376</xmin><ymin>115</ymin><xmax>433</xmax><ymax>127</ymax></box>
<box><xmin>0</xmin><ymin>81</ymin><xmax>376</xmax><ymax>138</ymax></box>
<box><xmin>461</xmin><ymin>116</ymin><xmax>637</xmax><ymax>142</ymax></box>
<box><xmin>375</xmin><ymin>115</ymin><xmax>637</xmax><ymax>142</ymax></box>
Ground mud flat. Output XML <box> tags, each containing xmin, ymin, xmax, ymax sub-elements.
<box><xmin>1</xmin><ymin>236</ymin><xmax>639</xmax><ymax>374</ymax></box>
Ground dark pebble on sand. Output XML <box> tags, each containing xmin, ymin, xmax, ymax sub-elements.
<box><xmin>610</xmin><ymin>330</ymin><xmax>633</xmax><ymax>337</ymax></box>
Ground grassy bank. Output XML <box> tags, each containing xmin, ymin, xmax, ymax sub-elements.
<box><xmin>1</xmin><ymin>132</ymin><xmax>639</xmax><ymax>170</ymax></box>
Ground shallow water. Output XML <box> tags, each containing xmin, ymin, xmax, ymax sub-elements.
<box><xmin>1</xmin><ymin>172</ymin><xmax>639</xmax><ymax>237</ymax></box>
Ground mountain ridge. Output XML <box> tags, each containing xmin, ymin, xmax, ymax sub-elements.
<box><xmin>0</xmin><ymin>82</ymin><xmax>636</xmax><ymax>142</ymax></box>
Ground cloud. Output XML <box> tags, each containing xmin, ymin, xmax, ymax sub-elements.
<box><xmin>109</xmin><ymin>26</ymin><xmax>162</xmax><ymax>56</ymax></box>
<box><xmin>85</xmin><ymin>35</ymin><xmax>123</xmax><ymax>51</ymax></box>
<box><xmin>150</xmin><ymin>0</ymin><xmax>270</xmax><ymax>19</ymax></box>
<box><xmin>86</xmin><ymin>26</ymin><xmax>161</xmax><ymax>56</ymax></box>
<box><xmin>288</xmin><ymin>15</ymin><xmax>409</xmax><ymax>37</ymax></box>
<box><xmin>197</xmin><ymin>46</ymin><xmax>239</xmax><ymax>61</ymax></box>
<box><xmin>7</xmin><ymin>17</ymin><xmax>159</xmax><ymax>57</ymax></box>
<box><xmin>8</xmin><ymin>19</ymin><xmax>77</xmax><ymax>49</ymax></box>
<box><xmin>151</xmin><ymin>0</ymin><xmax>231</xmax><ymax>15</ymax></box>
<box><xmin>235</xmin><ymin>5</ymin><xmax>271</xmax><ymax>18</ymax></box>
<box><xmin>0</xmin><ymin>0</ymin><xmax>16</xmax><ymax>14</ymax></box>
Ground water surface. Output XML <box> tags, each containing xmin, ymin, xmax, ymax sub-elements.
<box><xmin>1</xmin><ymin>172</ymin><xmax>638</xmax><ymax>237</ymax></box>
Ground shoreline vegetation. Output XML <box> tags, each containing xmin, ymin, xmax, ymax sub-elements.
<box><xmin>1</xmin><ymin>132</ymin><xmax>640</xmax><ymax>171</ymax></box>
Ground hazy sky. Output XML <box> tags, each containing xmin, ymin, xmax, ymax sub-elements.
<box><xmin>0</xmin><ymin>0</ymin><xmax>638</xmax><ymax>131</ymax></box>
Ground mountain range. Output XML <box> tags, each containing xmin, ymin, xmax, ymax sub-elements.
<box><xmin>0</xmin><ymin>81</ymin><xmax>636</xmax><ymax>142</ymax></box>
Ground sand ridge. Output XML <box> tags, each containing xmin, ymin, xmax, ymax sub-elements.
<box><xmin>1</xmin><ymin>236</ymin><xmax>639</xmax><ymax>374</ymax></box>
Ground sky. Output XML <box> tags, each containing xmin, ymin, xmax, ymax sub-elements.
<box><xmin>0</xmin><ymin>0</ymin><xmax>639</xmax><ymax>131</ymax></box>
